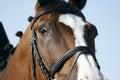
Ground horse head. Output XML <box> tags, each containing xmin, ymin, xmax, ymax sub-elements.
<box><xmin>0</xmin><ymin>0</ymin><xmax>108</xmax><ymax>80</ymax></box>
<box><xmin>30</xmin><ymin>0</ymin><xmax>107</xmax><ymax>80</ymax></box>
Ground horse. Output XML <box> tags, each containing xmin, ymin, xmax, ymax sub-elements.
<box><xmin>0</xmin><ymin>0</ymin><xmax>107</xmax><ymax>80</ymax></box>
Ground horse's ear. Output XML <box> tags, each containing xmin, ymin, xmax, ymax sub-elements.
<box><xmin>69</xmin><ymin>0</ymin><xmax>87</xmax><ymax>10</ymax></box>
<box><xmin>35</xmin><ymin>0</ymin><xmax>50</xmax><ymax>14</ymax></box>
<box><xmin>37</xmin><ymin>0</ymin><xmax>50</xmax><ymax>6</ymax></box>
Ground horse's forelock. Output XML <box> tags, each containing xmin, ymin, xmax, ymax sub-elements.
<box><xmin>35</xmin><ymin>0</ymin><xmax>87</xmax><ymax>15</ymax></box>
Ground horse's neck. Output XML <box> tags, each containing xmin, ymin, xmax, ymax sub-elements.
<box><xmin>12</xmin><ymin>25</ymin><xmax>32</xmax><ymax>68</ymax></box>
<box><xmin>16</xmin><ymin>26</ymin><xmax>46</xmax><ymax>80</ymax></box>
<box><xmin>1</xmin><ymin>26</ymin><xmax>46</xmax><ymax>80</ymax></box>
<box><xmin>1</xmin><ymin>26</ymin><xmax>32</xmax><ymax>80</ymax></box>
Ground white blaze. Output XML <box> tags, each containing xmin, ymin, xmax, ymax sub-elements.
<box><xmin>59</xmin><ymin>14</ymin><xmax>107</xmax><ymax>80</ymax></box>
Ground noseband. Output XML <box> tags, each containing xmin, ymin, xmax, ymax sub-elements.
<box><xmin>30</xmin><ymin>2</ymin><xmax>100</xmax><ymax>80</ymax></box>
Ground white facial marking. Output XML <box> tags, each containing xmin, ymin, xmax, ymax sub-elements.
<box><xmin>59</xmin><ymin>14</ymin><xmax>107</xmax><ymax>80</ymax></box>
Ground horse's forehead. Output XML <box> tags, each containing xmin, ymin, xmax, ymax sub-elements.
<box><xmin>59</xmin><ymin>13</ymin><xmax>87</xmax><ymax>46</ymax></box>
<box><xmin>59</xmin><ymin>14</ymin><xmax>85</xmax><ymax>29</ymax></box>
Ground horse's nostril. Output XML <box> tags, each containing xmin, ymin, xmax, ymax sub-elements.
<box><xmin>84</xmin><ymin>24</ymin><xmax>89</xmax><ymax>30</ymax></box>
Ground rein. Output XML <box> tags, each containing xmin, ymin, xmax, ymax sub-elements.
<box><xmin>30</xmin><ymin>2</ymin><xmax>100</xmax><ymax>80</ymax></box>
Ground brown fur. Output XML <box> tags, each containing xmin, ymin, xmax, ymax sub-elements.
<box><xmin>0</xmin><ymin>0</ymin><xmax>98</xmax><ymax>80</ymax></box>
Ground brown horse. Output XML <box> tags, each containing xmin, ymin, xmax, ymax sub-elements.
<box><xmin>0</xmin><ymin>0</ymin><xmax>107</xmax><ymax>80</ymax></box>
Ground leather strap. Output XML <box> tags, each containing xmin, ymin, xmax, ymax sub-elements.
<box><xmin>51</xmin><ymin>46</ymin><xmax>93</xmax><ymax>78</ymax></box>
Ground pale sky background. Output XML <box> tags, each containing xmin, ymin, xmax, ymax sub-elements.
<box><xmin>0</xmin><ymin>0</ymin><xmax>120</xmax><ymax>80</ymax></box>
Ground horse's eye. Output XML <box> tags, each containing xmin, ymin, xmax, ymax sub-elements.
<box><xmin>39</xmin><ymin>26</ymin><xmax>48</xmax><ymax>35</ymax></box>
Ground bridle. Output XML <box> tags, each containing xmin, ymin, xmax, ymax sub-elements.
<box><xmin>30</xmin><ymin>1</ymin><xmax>100</xmax><ymax>80</ymax></box>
